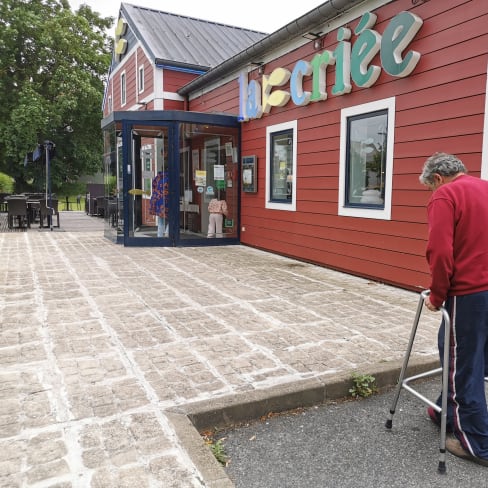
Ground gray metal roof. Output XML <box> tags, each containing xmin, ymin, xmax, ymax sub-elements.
<box><xmin>178</xmin><ymin>0</ymin><xmax>367</xmax><ymax>94</ymax></box>
<box><xmin>120</xmin><ymin>3</ymin><xmax>268</xmax><ymax>71</ymax></box>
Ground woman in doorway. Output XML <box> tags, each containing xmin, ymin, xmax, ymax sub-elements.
<box><xmin>207</xmin><ymin>195</ymin><xmax>228</xmax><ymax>238</ymax></box>
<box><xmin>149</xmin><ymin>170</ymin><xmax>169</xmax><ymax>237</ymax></box>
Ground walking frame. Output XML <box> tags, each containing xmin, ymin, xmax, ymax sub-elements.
<box><xmin>385</xmin><ymin>289</ymin><xmax>451</xmax><ymax>474</ymax></box>
<box><xmin>385</xmin><ymin>289</ymin><xmax>488</xmax><ymax>473</ymax></box>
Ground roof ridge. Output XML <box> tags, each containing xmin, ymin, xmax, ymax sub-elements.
<box><xmin>121</xmin><ymin>2</ymin><xmax>268</xmax><ymax>35</ymax></box>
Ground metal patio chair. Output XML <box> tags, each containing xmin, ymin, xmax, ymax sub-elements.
<box><xmin>7</xmin><ymin>197</ymin><xmax>30</xmax><ymax>229</ymax></box>
<box><xmin>39</xmin><ymin>199</ymin><xmax>60</xmax><ymax>228</ymax></box>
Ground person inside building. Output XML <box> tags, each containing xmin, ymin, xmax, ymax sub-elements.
<box><xmin>207</xmin><ymin>193</ymin><xmax>228</xmax><ymax>238</ymax></box>
<box><xmin>149</xmin><ymin>170</ymin><xmax>169</xmax><ymax>237</ymax></box>
<box><xmin>419</xmin><ymin>152</ymin><xmax>488</xmax><ymax>467</ymax></box>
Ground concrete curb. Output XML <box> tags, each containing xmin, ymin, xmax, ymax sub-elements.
<box><xmin>166</xmin><ymin>355</ymin><xmax>439</xmax><ymax>488</ymax></box>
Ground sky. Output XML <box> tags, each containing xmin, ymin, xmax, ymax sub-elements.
<box><xmin>67</xmin><ymin>0</ymin><xmax>326</xmax><ymax>34</ymax></box>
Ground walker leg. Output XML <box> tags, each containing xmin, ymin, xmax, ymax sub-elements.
<box><xmin>385</xmin><ymin>290</ymin><xmax>452</xmax><ymax>475</ymax></box>
<box><xmin>385</xmin><ymin>291</ymin><xmax>428</xmax><ymax>429</ymax></box>
<box><xmin>438</xmin><ymin>307</ymin><xmax>451</xmax><ymax>474</ymax></box>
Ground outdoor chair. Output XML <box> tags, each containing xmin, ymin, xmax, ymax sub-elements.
<box><xmin>108</xmin><ymin>198</ymin><xmax>118</xmax><ymax>227</ymax></box>
<box><xmin>0</xmin><ymin>193</ymin><xmax>9</xmax><ymax>213</ymax></box>
<box><xmin>7</xmin><ymin>197</ymin><xmax>30</xmax><ymax>229</ymax></box>
<box><xmin>96</xmin><ymin>196</ymin><xmax>107</xmax><ymax>217</ymax></box>
<box><xmin>39</xmin><ymin>199</ymin><xmax>60</xmax><ymax>228</ymax></box>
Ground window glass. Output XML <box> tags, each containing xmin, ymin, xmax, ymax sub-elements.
<box><xmin>338</xmin><ymin>97</ymin><xmax>395</xmax><ymax>220</ymax></box>
<box><xmin>138</xmin><ymin>66</ymin><xmax>144</xmax><ymax>93</ymax></box>
<box><xmin>121</xmin><ymin>72</ymin><xmax>126</xmax><ymax>106</ymax></box>
<box><xmin>265</xmin><ymin>120</ymin><xmax>297</xmax><ymax>211</ymax></box>
<box><xmin>178</xmin><ymin>124</ymin><xmax>239</xmax><ymax>240</ymax></box>
<box><xmin>270</xmin><ymin>130</ymin><xmax>294</xmax><ymax>202</ymax></box>
<box><xmin>102</xmin><ymin>125</ymin><xmax>122</xmax><ymax>241</ymax></box>
<box><xmin>345</xmin><ymin>110</ymin><xmax>387</xmax><ymax>207</ymax></box>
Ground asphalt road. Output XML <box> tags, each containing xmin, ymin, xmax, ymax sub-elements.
<box><xmin>217</xmin><ymin>378</ymin><xmax>488</xmax><ymax>488</ymax></box>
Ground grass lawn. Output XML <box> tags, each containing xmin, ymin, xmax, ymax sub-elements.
<box><xmin>58</xmin><ymin>196</ymin><xmax>85</xmax><ymax>211</ymax></box>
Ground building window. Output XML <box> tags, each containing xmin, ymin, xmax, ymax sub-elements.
<box><xmin>338</xmin><ymin>97</ymin><xmax>395</xmax><ymax>220</ymax></box>
<box><xmin>138</xmin><ymin>65</ymin><xmax>144</xmax><ymax>93</ymax></box>
<box><xmin>346</xmin><ymin>110</ymin><xmax>387</xmax><ymax>206</ymax></box>
<box><xmin>120</xmin><ymin>72</ymin><xmax>126</xmax><ymax>106</ymax></box>
<box><xmin>266</xmin><ymin>120</ymin><xmax>297</xmax><ymax>211</ymax></box>
<box><xmin>108</xmin><ymin>95</ymin><xmax>112</xmax><ymax>113</ymax></box>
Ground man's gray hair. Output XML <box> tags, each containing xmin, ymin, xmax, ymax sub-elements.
<box><xmin>419</xmin><ymin>152</ymin><xmax>467</xmax><ymax>186</ymax></box>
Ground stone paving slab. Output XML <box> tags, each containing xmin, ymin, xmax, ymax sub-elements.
<box><xmin>0</xmin><ymin>212</ymin><xmax>440</xmax><ymax>487</ymax></box>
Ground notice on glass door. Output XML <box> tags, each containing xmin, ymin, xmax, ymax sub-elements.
<box><xmin>195</xmin><ymin>170</ymin><xmax>206</xmax><ymax>187</ymax></box>
<box><xmin>214</xmin><ymin>165</ymin><xmax>224</xmax><ymax>180</ymax></box>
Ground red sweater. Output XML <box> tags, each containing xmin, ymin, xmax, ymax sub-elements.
<box><xmin>426</xmin><ymin>174</ymin><xmax>488</xmax><ymax>308</ymax></box>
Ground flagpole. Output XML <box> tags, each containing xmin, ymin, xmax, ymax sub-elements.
<box><xmin>45</xmin><ymin>141</ymin><xmax>53</xmax><ymax>231</ymax></box>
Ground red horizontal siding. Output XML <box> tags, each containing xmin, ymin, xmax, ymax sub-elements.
<box><xmin>189</xmin><ymin>78</ymin><xmax>241</xmax><ymax>113</ymax></box>
<box><xmin>163</xmin><ymin>99</ymin><xmax>185</xmax><ymax>110</ymax></box>
<box><xmin>233</xmin><ymin>0</ymin><xmax>488</xmax><ymax>289</ymax></box>
<box><xmin>164</xmin><ymin>70</ymin><xmax>199</xmax><ymax>92</ymax></box>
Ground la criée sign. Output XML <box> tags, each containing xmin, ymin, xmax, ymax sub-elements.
<box><xmin>238</xmin><ymin>11</ymin><xmax>423</xmax><ymax>121</ymax></box>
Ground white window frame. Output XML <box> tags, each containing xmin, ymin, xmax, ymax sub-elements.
<box><xmin>138</xmin><ymin>65</ymin><xmax>144</xmax><ymax>94</ymax></box>
<box><xmin>338</xmin><ymin>97</ymin><xmax>396</xmax><ymax>220</ymax></box>
<box><xmin>120</xmin><ymin>71</ymin><xmax>126</xmax><ymax>106</ymax></box>
<box><xmin>265</xmin><ymin>120</ymin><xmax>297</xmax><ymax>211</ymax></box>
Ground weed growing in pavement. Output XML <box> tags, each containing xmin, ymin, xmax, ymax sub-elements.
<box><xmin>210</xmin><ymin>439</ymin><xmax>228</xmax><ymax>466</ymax></box>
<box><xmin>349</xmin><ymin>372</ymin><xmax>378</xmax><ymax>398</ymax></box>
<box><xmin>202</xmin><ymin>431</ymin><xmax>229</xmax><ymax>466</ymax></box>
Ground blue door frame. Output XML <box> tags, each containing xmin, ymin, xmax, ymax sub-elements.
<box><xmin>101</xmin><ymin>110</ymin><xmax>241</xmax><ymax>247</ymax></box>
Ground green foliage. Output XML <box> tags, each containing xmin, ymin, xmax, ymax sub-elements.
<box><xmin>0</xmin><ymin>0</ymin><xmax>114</xmax><ymax>193</ymax></box>
<box><xmin>0</xmin><ymin>172</ymin><xmax>14</xmax><ymax>193</ymax></box>
<box><xmin>105</xmin><ymin>175</ymin><xmax>117</xmax><ymax>195</ymax></box>
<box><xmin>202</xmin><ymin>431</ymin><xmax>229</xmax><ymax>466</ymax></box>
<box><xmin>210</xmin><ymin>439</ymin><xmax>228</xmax><ymax>466</ymax></box>
<box><xmin>349</xmin><ymin>372</ymin><xmax>378</xmax><ymax>398</ymax></box>
<box><xmin>57</xmin><ymin>182</ymin><xmax>87</xmax><ymax>199</ymax></box>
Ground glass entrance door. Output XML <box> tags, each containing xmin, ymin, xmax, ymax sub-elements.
<box><xmin>178</xmin><ymin>123</ymin><xmax>239</xmax><ymax>241</ymax></box>
<box><xmin>111</xmin><ymin>118</ymin><xmax>239</xmax><ymax>245</ymax></box>
<box><xmin>126</xmin><ymin>124</ymin><xmax>171</xmax><ymax>241</ymax></box>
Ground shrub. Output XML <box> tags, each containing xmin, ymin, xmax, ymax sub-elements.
<box><xmin>0</xmin><ymin>172</ymin><xmax>14</xmax><ymax>193</ymax></box>
<box><xmin>349</xmin><ymin>372</ymin><xmax>378</xmax><ymax>398</ymax></box>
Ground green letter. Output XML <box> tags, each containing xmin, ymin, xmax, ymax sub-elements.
<box><xmin>380</xmin><ymin>11</ymin><xmax>423</xmax><ymax>77</ymax></box>
<box><xmin>351</xmin><ymin>29</ymin><xmax>381</xmax><ymax>88</ymax></box>
<box><xmin>332</xmin><ymin>27</ymin><xmax>352</xmax><ymax>96</ymax></box>
<box><xmin>310</xmin><ymin>50</ymin><xmax>335</xmax><ymax>102</ymax></box>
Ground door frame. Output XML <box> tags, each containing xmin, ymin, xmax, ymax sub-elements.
<box><xmin>101</xmin><ymin>110</ymin><xmax>241</xmax><ymax>247</ymax></box>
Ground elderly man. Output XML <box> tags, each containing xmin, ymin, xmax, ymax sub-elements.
<box><xmin>419</xmin><ymin>152</ymin><xmax>488</xmax><ymax>466</ymax></box>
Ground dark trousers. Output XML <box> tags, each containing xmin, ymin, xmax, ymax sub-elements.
<box><xmin>438</xmin><ymin>292</ymin><xmax>488</xmax><ymax>459</ymax></box>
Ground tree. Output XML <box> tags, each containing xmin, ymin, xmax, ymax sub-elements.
<box><xmin>0</xmin><ymin>0</ymin><xmax>113</xmax><ymax>193</ymax></box>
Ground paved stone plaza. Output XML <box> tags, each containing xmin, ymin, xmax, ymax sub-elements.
<box><xmin>0</xmin><ymin>212</ymin><xmax>440</xmax><ymax>487</ymax></box>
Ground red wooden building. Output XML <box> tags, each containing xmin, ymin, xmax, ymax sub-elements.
<box><xmin>102</xmin><ymin>0</ymin><xmax>488</xmax><ymax>291</ymax></box>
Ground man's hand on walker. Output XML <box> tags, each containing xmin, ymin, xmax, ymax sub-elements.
<box><xmin>424</xmin><ymin>296</ymin><xmax>439</xmax><ymax>311</ymax></box>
